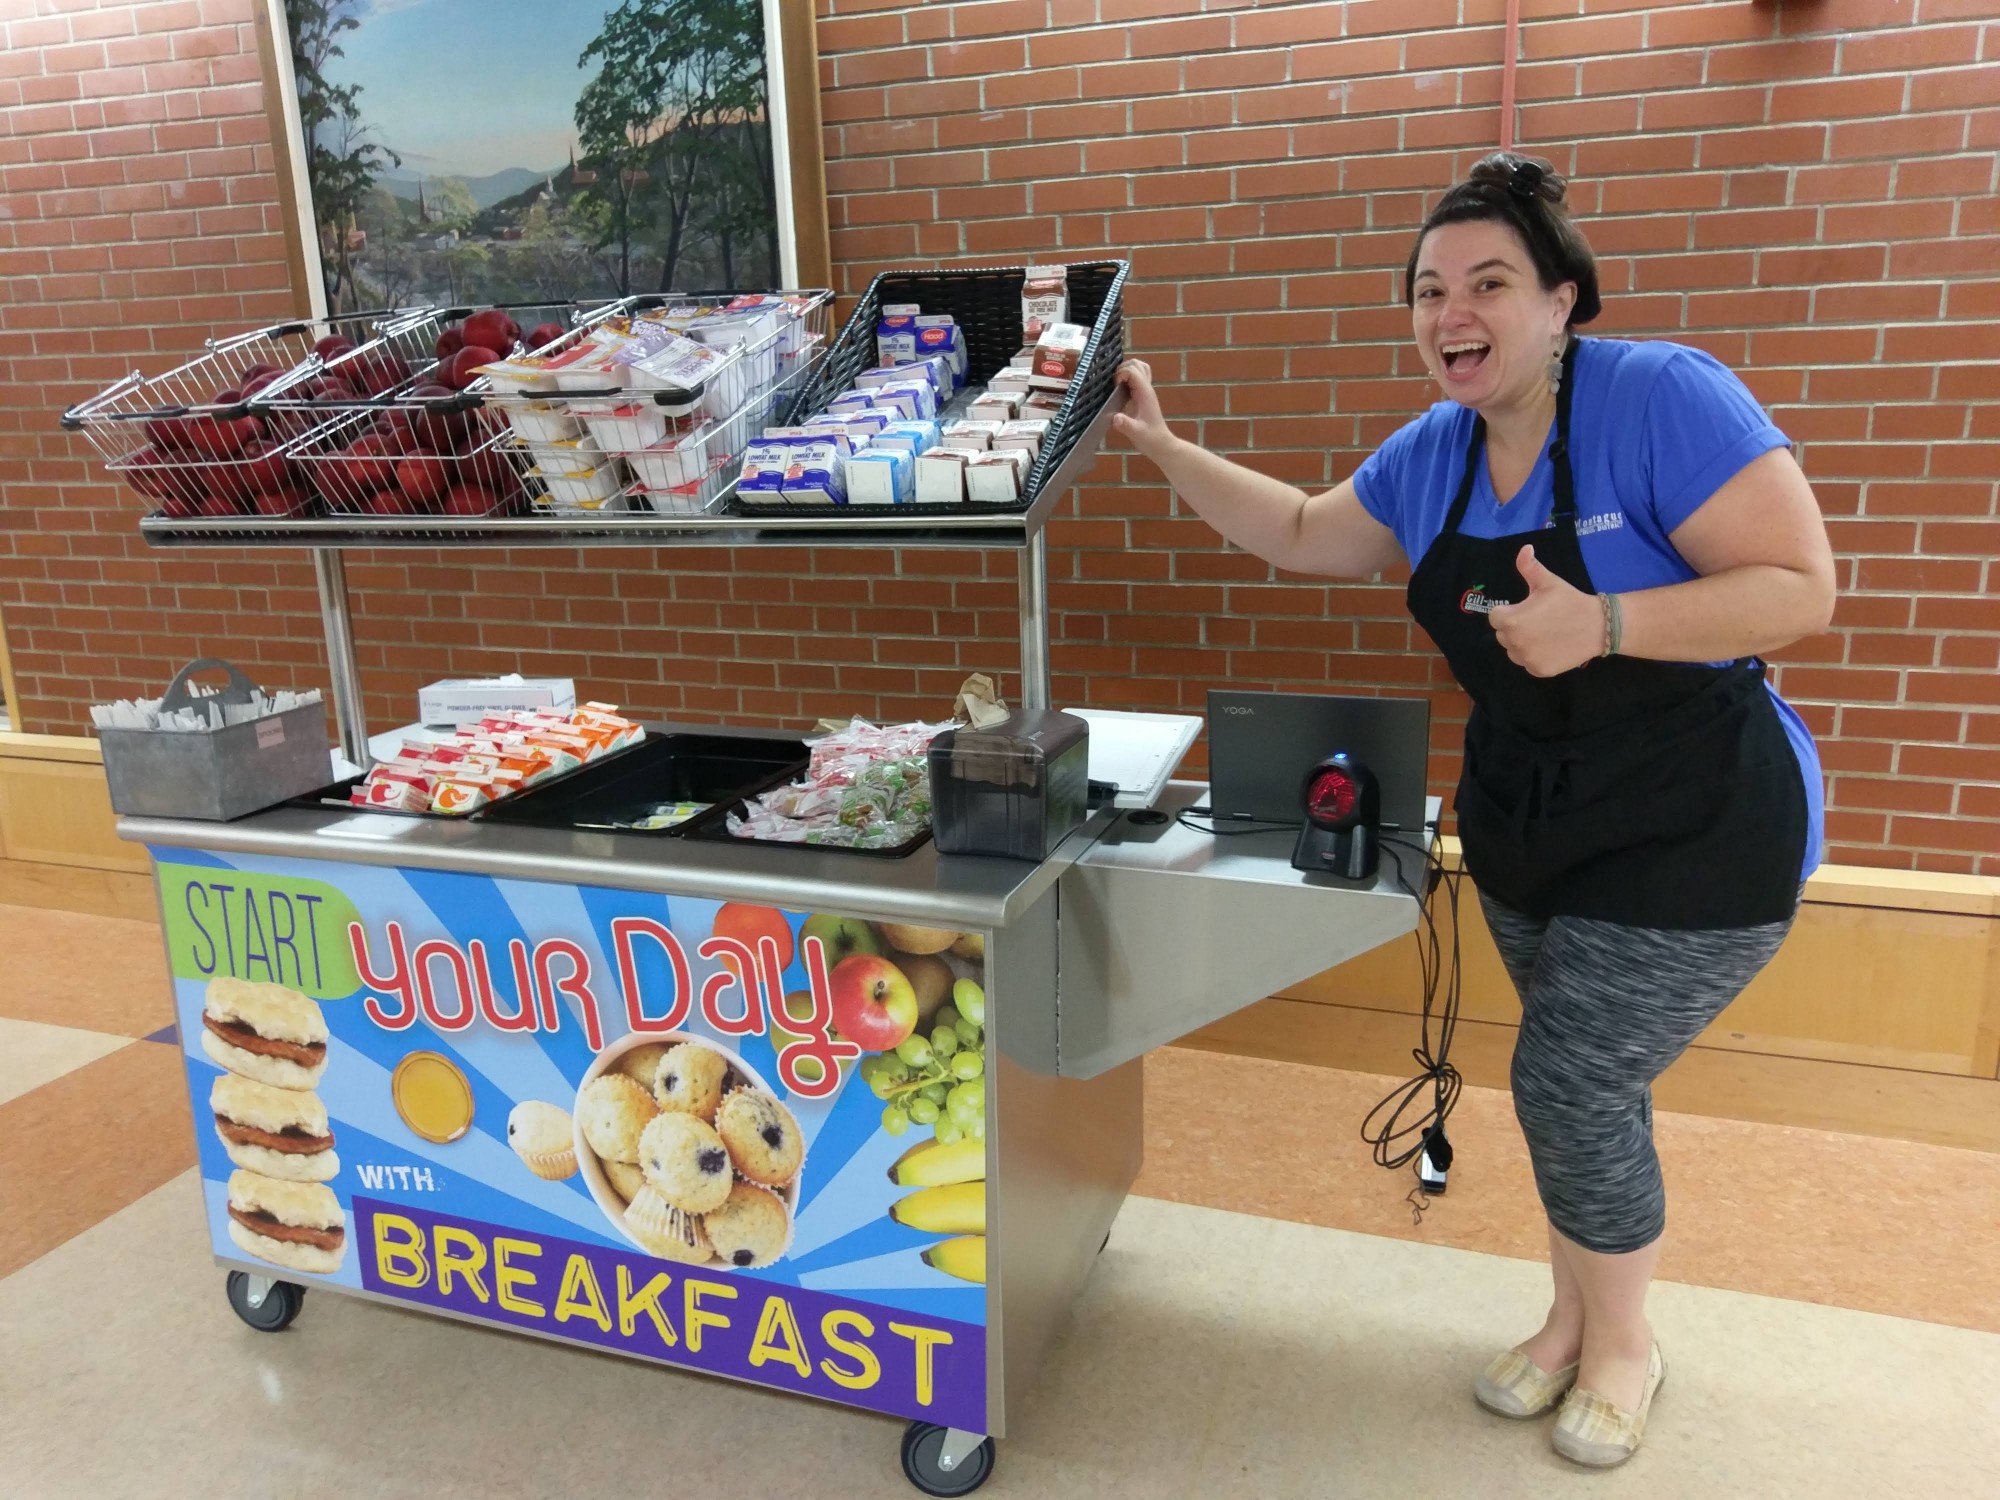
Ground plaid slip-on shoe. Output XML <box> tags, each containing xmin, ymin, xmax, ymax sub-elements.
<box><xmin>1552</xmin><ymin>1342</ymin><xmax>1668</xmax><ymax>1468</ymax></box>
<box><xmin>1474</xmin><ymin>1349</ymin><xmax>1581</xmax><ymax>1419</ymax></box>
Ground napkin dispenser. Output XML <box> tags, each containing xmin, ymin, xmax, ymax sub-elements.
<box><xmin>928</xmin><ymin>710</ymin><xmax>1091</xmax><ymax>861</ymax></box>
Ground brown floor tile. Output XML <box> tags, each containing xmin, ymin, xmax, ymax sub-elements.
<box><xmin>1142</xmin><ymin>1046</ymin><xmax>2000</xmax><ymax>1335</ymax></box>
<box><xmin>0</xmin><ymin>1041</ymin><xmax>196</xmax><ymax>1278</ymax></box>
<box><xmin>0</xmin><ymin>903</ymin><xmax>173</xmax><ymax>1038</ymax></box>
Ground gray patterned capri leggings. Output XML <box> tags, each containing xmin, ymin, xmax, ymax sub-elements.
<box><xmin>1480</xmin><ymin>891</ymin><xmax>1799</xmax><ymax>1256</ymax></box>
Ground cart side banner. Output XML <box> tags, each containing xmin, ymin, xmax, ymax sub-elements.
<box><xmin>159</xmin><ymin>864</ymin><xmax>364</xmax><ymax>998</ymax></box>
<box><xmin>357</xmin><ymin>1198</ymin><xmax>985</xmax><ymax>1430</ymax></box>
<box><xmin>156</xmin><ymin>847</ymin><xmax>996</xmax><ymax>1424</ymax></box>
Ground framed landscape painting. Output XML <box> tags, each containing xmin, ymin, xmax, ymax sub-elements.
<box><xmin>258</xmin><ymin>0</ymin><xmax>827</xmax><ymax>316</ymax></box>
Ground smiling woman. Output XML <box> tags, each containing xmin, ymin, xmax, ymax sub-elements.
<box><xmin>1112</xmin><ymin>151</ymin><xmax>1839</xmax><ymax>1473</ymax></box>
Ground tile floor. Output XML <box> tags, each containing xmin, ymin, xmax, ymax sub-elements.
<box><xmin>2</xmin><ymin>901</ymin><xmax>1996</xmax><ymax>1498</ymax></box>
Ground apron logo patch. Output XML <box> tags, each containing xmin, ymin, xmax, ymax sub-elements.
<box><xmin>1460</xmin><ymin>587</ymin><xmax>1500</xmax><ymax>615</ymax></box>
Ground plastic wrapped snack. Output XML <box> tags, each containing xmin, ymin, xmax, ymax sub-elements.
<box><xmin>728</xmin><ymin>719</ymin><xmax>950</xmax><ymax>848</ymax></box>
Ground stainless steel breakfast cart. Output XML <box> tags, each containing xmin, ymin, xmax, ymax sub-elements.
<box><xmin>96</xmin><ymin>268</ymin><xmax>1422</xmax><ymax>1496</ymax></box>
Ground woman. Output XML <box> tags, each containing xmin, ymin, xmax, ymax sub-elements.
<box><xmin>1113</xmin><ymin>153</ymin><xmax>1834</xmax><ymax>1469</ymax></box>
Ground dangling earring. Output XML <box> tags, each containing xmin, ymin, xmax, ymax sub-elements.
<box><xmin>1547</xmin><ymin>338</ymin><xmax>1565</xmax><ymax>396</ymax></box>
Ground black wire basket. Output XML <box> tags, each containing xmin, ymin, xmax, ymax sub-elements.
<box><xmin>743</xmin><ymin>259</ymin><xmax>1129</xmax><ymax>518</ymax></box>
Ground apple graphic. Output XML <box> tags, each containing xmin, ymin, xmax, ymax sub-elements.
<box><xmin>800</xmin><ymin>913</ymin><xmax>883</xmax><ymax>965</ymax></box>
<box><xmin>828</xmin><ymin>954</ymin><xmax>918</xmax><ymax>1053</ymax></box>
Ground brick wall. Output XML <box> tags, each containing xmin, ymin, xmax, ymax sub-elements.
<box><xmin>4</xmin><ymin>0</ymin><xmax>1998</xmax><ymax>873</ymax></box>
<box><xmin>0</xmin><ymin>0</ymin><xmax>318</xmax><ymax>709</ymax></box>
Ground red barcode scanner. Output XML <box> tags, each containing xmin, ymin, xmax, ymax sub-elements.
<box><xmin>1290</xmin><ymin>752</ymin><xmax>1381</xmax><ymax>881</ymax></box>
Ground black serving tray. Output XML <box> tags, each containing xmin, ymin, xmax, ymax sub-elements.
<box><xmin>474</xmin><ymin>732</ymin><xmax>810</xmax><ymax>834</ymax></box>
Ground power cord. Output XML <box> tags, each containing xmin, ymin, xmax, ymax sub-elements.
<box><xmin>1173</xmin><ymin>807</ymin><xmax>1469</xmax><ymax>1225</ymax></box>
<box><xmin>1366</xmin><ymin>827</ymin><xmax>1464</xmax><ymax>1225</ymax></box>
<box><xmin>1174</xmin><ymin>810</ymin><xmax>1298</xmax><ymax>836</ymax></box>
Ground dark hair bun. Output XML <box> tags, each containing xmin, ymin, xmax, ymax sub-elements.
<box><xmin>1466</xmin><ymin>152</ymin><xmax>1569</xmax><ymax>210</ymax></box>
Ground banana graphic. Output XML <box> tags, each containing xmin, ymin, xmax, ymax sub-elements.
<box><xmin>887</xmin><ymin>1135</ymin><xmax>985</xmax><ymax>1189</ymax></box>
<box><xmin>891</xmin><ymin>1181</ymin><xmax>986</xmax><ymax>1235</ymax></box>
<box><xmin>921</xmin><ymin>1234</ymin><xmax>987</xmax><ymax>1285</ymax></box>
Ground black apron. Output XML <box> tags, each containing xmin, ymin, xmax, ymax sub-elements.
<box><xmin>1405</xmin><ymin>340</ymin><xmax>1807</xmax><ymax>930</ymax></box>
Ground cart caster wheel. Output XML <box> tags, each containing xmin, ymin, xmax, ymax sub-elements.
<box><xmin>226</xmin><ymin>1270</ymin><xmax>305</xmax><ymax>1332</ymax></box>
<box><xmin>900</xmin><ymin>1421</ymin><xmax>994</xmax><ymax>1496</ymax></box>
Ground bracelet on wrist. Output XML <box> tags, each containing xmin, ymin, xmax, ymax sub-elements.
<box><xmin>1598</xmin><ymin>592</ymin><xmax>1623</xmax><ymax>657</ymax></box>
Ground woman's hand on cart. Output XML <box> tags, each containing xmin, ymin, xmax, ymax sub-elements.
<box><xmin>1111</xmin><ymin>359</ymin><xmax>1172</xmax><ymax>458</ymax></box>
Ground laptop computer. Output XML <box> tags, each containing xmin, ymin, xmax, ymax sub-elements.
<box><xmin>1206</xmin><ymin>690</ymin><xmax>1432</xmax><ymax>833</ymax></box>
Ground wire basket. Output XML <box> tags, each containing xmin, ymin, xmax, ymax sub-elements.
<box><xmin>479</xmin><ymin>290</ymin><xmax>834</xmax><ymax>519</ymax></box>
<box><xmin>286</xmin><ymin>403</ymin><xmax>533</xmax><ymax>519</ymax></box>
<box><xmin>58</xmin><ymin>309</ymin><xmax>427</xmax><ymax>519</ymax></box>
<box><xmin>258</xmin><ymin>302</ymin><xmax>587</xmax><ymax>521</ymax></box>
<box><xmin>747</xmin><ymin>260</ymin><xmax>1128</xmax><ymax>517</ymax></box>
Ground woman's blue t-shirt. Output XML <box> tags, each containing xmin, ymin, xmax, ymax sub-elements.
<box><xmin>1350</xmin><ymin>335</ymin><xmax>1824</xmax><ymax>878</ymax></box>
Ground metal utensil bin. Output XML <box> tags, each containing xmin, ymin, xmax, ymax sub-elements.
<box><xmin>98</xmin><ymin>658</ymin><xmax>331</xmax><ymax>820</ymax></box>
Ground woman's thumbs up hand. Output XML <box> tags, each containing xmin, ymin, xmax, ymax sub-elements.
<box><xmin>1488</xmin><ymin>544</ymin><xmax>1605</xmax><ymax>677</ymax></box>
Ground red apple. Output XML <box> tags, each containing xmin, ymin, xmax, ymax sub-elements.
<box><xmin>239</xmin><ymin>438</ymin><xmax>293</xmax><ymax>492</ymax></box>
<box><xmin>525</xmin><ymin>321</ymin><xmax>566</xmax><ymax>352</ymax></box>
<box><xmin>406</xmin><ymin>388</ymin><xmax>470</xmax><ymax>450</ymax></box>
<box><xmin>212</xmin><ymin>387</ymin><xmax>243</xmax><ymax>405</ymax></box>
<box><xmin>441</xmin><ymin>483</ymin><xmax>498</xmax><ymax>516</ymax></box>
<box><xmin>145</xmin><ymin>413</ymin><xmax>194</xmax><ymax>450</ymax></box>
<box><xmin>435</xmin><ymin>326</ymin><xmax>464</xmax><ymax>361</ymax></box>
<box><xmin>241</xmin><ymin>362</ymin><xmax>283</xmax><ymax>380</ymax></box>
<box><xmin>444</xmin><ymin>344</ymin><xmax>500</xmax><ymax>391</ymax></box>
<box><xmin>330</xmin><ymin>435</ymin><xmax>398</xmax><ymax>497</ymax></box>
<box><xmin>346</xmin><ymin>351</ymin><xmax>410</xmax><ymax>397</ymax></box>
<box><xmin>123</xmin><ymin>447</ymin><xmax>206</xmax><ymax>509</ymax></box>
<box><xmin>206</xmin><ymin>459</ymin><xmax>255</xmax><ymax>502</ymax></box>
<box><xmin>181</xmin><ymin>412</ymin><xmax>250</xmax><ymax>457</ymax></box>
<box><xmin>396</xmin><ymin>451</ymin><xmax>451</xmax><ymax>506</ymax></box>
<box><xmin>251</xmin><ymin>485</ymin><xmax>310</xmax><ymax>516</ymax></box>
<box><xmin>827</xmin><ymin>954</ymin><xmax>919</xmax><ymax>1053</ymax></box>
<box><xmin>195</xmin><ymin>488</ymin><xmax>248</xmax><ymax>517</ymax></box>
<box><xmin>240</xmin><ymin>370</ymin><xmax>284</xmax><ymax>399</ymax></box>
<box><xmin>313</xmin><ymin>335</ymin><xmax>357</xmax><ymax>362</ymax></box>
<box><xmin>461</xmin><ymin>308</ymin><xmax>517</xmax><ymax>355</ymax></box>
<box><xmin>455</xmin><ymin>446</ymin><xmax>519</xmax><ymax>494</ymax></box>
<box><xmin>366</xmin><ymin>413</ymin><xmax>408</xmax><ymax>454</ymax></box>
<box><xmin>365</xmin><ymin>488</ymin><xmax>420</xmax><ymax>515</ymax></box>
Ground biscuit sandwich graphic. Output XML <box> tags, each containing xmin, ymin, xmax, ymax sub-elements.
<box><xmin>200</xmin><ymin>977</ymin><xmax>329</xmax><ymax>1091</ymax></box>
<box><xmin>225</xmin><ymin>1170</ymin><xmax>347</xmax><ymax>1275</ymax></box>
<box><xmin>211</xmin><ymin>1073</ymin><xmax>340</xmax><ymax>1183</ymax></box>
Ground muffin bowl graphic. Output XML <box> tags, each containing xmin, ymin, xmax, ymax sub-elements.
<box><xmin>572</xmin><ymin>1030</ymin><xmax>803</xmax><ymax>1268</ymax></box>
